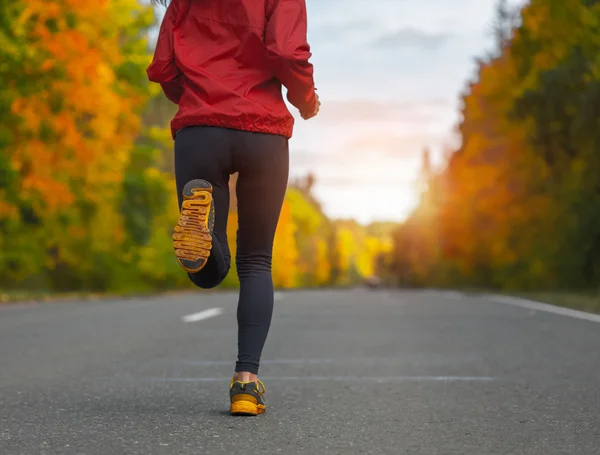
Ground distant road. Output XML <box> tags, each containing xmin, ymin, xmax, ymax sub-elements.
<box><xmin>1</xmin><ymin>290</ymin><xmax>599</xmax><ymax>454</ymax></box>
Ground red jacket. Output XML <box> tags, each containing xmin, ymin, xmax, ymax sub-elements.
<box><xmin>147</xmin><ymin>0</ymin><xmax>317</xmax><ymax>139</ymax></box>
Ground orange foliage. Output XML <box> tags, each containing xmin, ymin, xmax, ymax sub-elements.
<box><xmin>7</xmin><ymin>0</ymin><xmax>146</xmax><ymax>216</ymax></box>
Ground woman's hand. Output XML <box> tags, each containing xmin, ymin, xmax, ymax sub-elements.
<box><xmin>301</xmin><ymin>93</ymin><xmax>320</xmax><ymax>120</ymax></box>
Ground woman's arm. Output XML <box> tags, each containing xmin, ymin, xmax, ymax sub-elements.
<box><xmin>265</xmin><ymin>0</ymin><xmax>318</xmax><ymax>118</ymax></box>
<box><xmin>147</xmin><ymin>4</ymin><xmax>183</xmax><ymax>104</ymax></box>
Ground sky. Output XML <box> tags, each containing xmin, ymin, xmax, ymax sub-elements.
<box><xmin>151</xmin><ymin>0</ymin><xmax>526</xmax><ymax>224</ymax></box>
<box><xmin>286</xmin><ymin>0</ymin><xmax>526</xmax><ymax>224</ymax></box>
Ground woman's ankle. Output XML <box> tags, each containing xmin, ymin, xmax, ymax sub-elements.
<box><xmin>234</xmin><ymin>371</ymin><xmax>258</xmax><ymax>383</ymax></box>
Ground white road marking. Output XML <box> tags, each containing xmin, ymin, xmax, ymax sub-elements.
<box><xmin>485</xmin><ymin>295</ymin><xmax>600</xmax><ymax>324</ymax></box>
<box><xmin>147</xmin><ymin>375</ymin><xmax>496</xmax><ymax>383</ymax></box>
<box><xmin>182</xmin><ymin>358</ymin><xmax>337</xmax><ymax>366</ymax></box>
<box><xmin>182</xmin><ymin>307</ymin><xmax>223</xmax><ymax>323</ymax></box>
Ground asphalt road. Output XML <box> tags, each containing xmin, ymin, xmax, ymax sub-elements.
<box><xmin>1</xmin><ymin>289</ymin><xmax>599</xmax><ymax>455</ymax></box>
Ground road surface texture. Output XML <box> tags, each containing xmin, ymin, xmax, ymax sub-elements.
<box><xmin>1</xmin><ymin>289</ymin><xmax>599</xmax><ymax>454</ymax></box>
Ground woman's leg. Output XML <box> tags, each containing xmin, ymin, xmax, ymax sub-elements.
<box><xmin>174</xmin><ymin>126</ymin><xmax>234</xmax><ymax>288</ymax></box>
<box><xmin>232</xmin><ymin>132</ymin><xmax>289</xmax><ymax>377</ymax></box>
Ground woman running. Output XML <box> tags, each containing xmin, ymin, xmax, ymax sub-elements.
<box><xmin>147</xmin><ymin>0</ymin><xmax>320</xmax><ymax>416</ymax></box>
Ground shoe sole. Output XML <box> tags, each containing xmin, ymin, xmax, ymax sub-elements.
<box><xmin>230</xmin><ymin>401</ymin><xmax>266</xmax><ymax>416</ymax></box>
<box><xmin>173</xmin><ymin>179</ymin><xmax>214</xmax><ymax>273</ymax></box>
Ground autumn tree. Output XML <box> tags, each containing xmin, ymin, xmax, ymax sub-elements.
<box><xmin>389</xmin><ymin>0</ymin><xmax>600</xmax><ymax>292</ymax></box>
<box><xmin>0</xmin><ymin>0</ymin><xmax>156</xmax><ymax>290</ymax></box>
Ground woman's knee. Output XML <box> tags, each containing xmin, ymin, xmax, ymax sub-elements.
<box><xmin>187</xmin><ymin>263</ymin><xmax>230</xmax><ymax>289</ymax></box>
<box><xmin>236</xmin><ymin>251</ymin><xmax>272</xmax><ymax>277</ymax></box>
<box><xmin>187</xmin><ymin>273</ymin><xmax>223</xmax><ymax>289</ymax></box>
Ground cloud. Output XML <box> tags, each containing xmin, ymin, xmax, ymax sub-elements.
<box><xmin>346</xmin><ymin>134</ymin><xmax>444</xmax><ymax>158</ymax></box>
<box><xmin>312</xmin><ymin>19</ymin><xmax>373</xmax><ymax>36</ymax></box>
<box><xmin>289</xmin><ymin>149</ymin><xmax>327</xmax><ymax>167</ymax></box>
<box><xmin>290</xmin><ymin>132</ymin><xmax>444</xmax><ymax>166</ymax></box>
<box><xmin>318</xmin><ymin>99</ymin><xmax>451</xmax><ymax>124</ymax></box>
<box><xmin>309</xmin><ymin>20</ymin><xmax>379</xmax><ymax>50</ymax></box>
<box><xmin>307</xmin><ymin>175</ymin><xmax>416</xmax><ymax>188</ymax></box>
<box><xmin>371</xmin><ymin>28</ymin><xmax>450</xmax><ymax>50</ymax></box>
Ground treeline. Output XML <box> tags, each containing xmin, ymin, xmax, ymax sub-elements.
<box><xmin>222</xmin><ymin>174</ymin><xmax>393</xmax><ymax>289</ymax></box>
<box><xmin>0</xmin><ymin>1</ymin><xmax>391</xmax><ymax>294</ymax></box>
<box><xmin>390</xmin><ymin>0</ymin><xmax>600</xmax><ymax>291</ymax></box>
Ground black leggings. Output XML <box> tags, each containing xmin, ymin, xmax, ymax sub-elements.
<box><xmin>174</xmin><ymin>126</ymin><xmax>289</xmax><ymax>375</ymax></box>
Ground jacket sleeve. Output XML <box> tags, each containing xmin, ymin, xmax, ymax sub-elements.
<box><xmin>147</xmin><ymin>4</ymin><xmax>183</xmax><ymax>104</ymax></box>
<box><xmin>265</xmin><ymin>0</ymin><xmax>317</xmax><ymax>115</ymax></box>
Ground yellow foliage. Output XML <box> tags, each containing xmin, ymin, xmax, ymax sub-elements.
<box><xmin>272</xmin><ymin>200</ymin><xmax>299</xmax><ymax>289</ymax></box>
<box><xmin>314</xmin><ymin>239</ymin><xmax>330</xmax><ymax>286</ymax></box>
<box><xmin>335</xmin><ymin>227</ymin><xmax>355</xmax><ymax>278</ymax></box>
<box><xmin>219</xmin><ymin>186</ymin><xmax>386</xmax><ymax>289</ymax></box>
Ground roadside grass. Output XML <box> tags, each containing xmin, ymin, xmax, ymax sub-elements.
<box><xmin>0</xmin><ymin>288</ymin><xmax>199</xmax><ymax>304</ymax></box>
<box><xmin>3</xmin><ymin>286</ymin><xmax>600</xmax><ymax>316</ymax></box>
